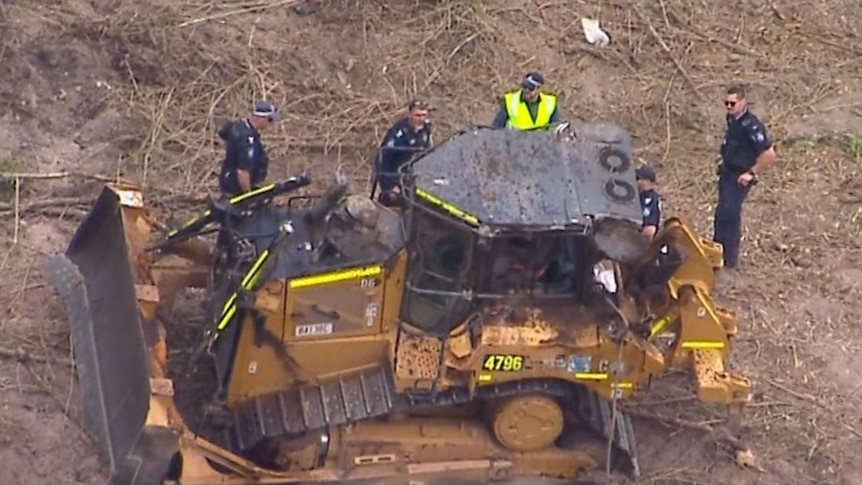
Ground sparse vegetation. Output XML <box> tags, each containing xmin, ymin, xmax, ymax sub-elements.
<box><xmin>0</xmin><ymin>156</ymin><xmax>26</xmax><ymax>202</ymax></box>
<box><xmin>847</xmin><ymin>133</ymin><xmax>862</xmax><ymax>161</ymax></box>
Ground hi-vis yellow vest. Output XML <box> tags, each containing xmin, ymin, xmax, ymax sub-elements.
<box><xmin>504</xmin><ymin>90</ymin><xmax>557</xmax><ymax>130</ymax></box>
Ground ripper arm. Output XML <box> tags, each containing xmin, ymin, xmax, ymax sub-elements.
<box><xmin>148</xmin><ymin>174</ymin><xmax>312</xmax><ymax>254</ymax></box>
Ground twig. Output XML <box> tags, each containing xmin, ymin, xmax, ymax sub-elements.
<box><xmin>176</xmin><ymin>0</ymin><xmax>305</xmax><ymax>28</ymax></box>
<box><xmin>634</xmin><ymin>4</ymin><xmax>704</xmax><ymax>102</ymax></box>
<box><xmin>0</xmin><ymin>196</ymin><xmax>89</xmax><ymax>212</ymax></box>
<box><xmin>766</xmin><ymin>379</ymin><xmax>821</xmax><ymax>404</ymax></box>
<box><xmin>661</xmin><ymin>74</ymin><xmax>676</xmax><ymax>163</ymax></box>
<box><xmin>843</xmin><ymin>423</ymin><xmax>862</xmax><ymax>440</ymax></box>
<box><xmin>0</xmin><ymin>346</ymin><xmax>74</xmax><ymax>367</ymax></box>
<box><xmin>626</xmin><ymin>408</ymin><xmax>750</xmax><ymax>452</ymax></box>
<box><xmin>21</xmin><ymin>360</ymin><xmax>96</xmax><ymax>445</ymax></box>
<box><xmin>13</xmin><ymin>176</ymin><xmax>20</xmax><ymax>243</ymax></box>
<box><xmin>0</xmin><ymin>171</ymin><xmax>127</xmax><ymax>183</ymax></box>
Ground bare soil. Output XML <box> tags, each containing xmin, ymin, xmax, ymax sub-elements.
<box><xmin>1</xmin><ymin>1</ymin><xmax>862</xmax><ymax>484</ymax></box>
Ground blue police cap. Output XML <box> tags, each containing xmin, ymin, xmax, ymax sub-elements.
<box><xmin>523</xmin><ymin>72</ymin><xmax>545</xmax><ymax>89</ymax></box>
<box><xmin>635</xmin><ymin>165</ymin><xmax>656</xmax><ymax>182</ymax></box>
<box><xmin>252</xmin><ymin>100</ymin><xmax>282</xmax><ymax>122</ymax></box>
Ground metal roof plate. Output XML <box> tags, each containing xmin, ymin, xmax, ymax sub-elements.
<box><xmin>410</xmin><ymin>123</ymin><xmax>643</xmax><ymax>228</ymax></box>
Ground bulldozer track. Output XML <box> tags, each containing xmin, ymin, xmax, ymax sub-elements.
<box><xmin>232</xmin><ymin>368</ymin><xmax>640</xmax><ymax>478</ymax></box>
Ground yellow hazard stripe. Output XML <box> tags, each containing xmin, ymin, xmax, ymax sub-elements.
<box><xmin>229</xmin><ymin>183</ymin><xmax>276</xmax><ymax>204</ymax></box>
<box><xmin>681</xmin><ymin>341</ymin><xmax>725</xmax><ymax>349</ymax></box>
<box><xmin>649</xmin><ymin>314</ymin><xmax>674</xmax><ymax>339</ymax></box>
<box><xmin>415</xmin><ymin>188</ymin><xmax>480</xmax><ymax>226</ymax></box>
<box><xmin>575</xmin><ymin>372</ymin><xmax>608</xmax><ymax>380</ymax></box>
<box><xmin>168</xmin><ymin>209</ymin><xmax>213</xmax><ymax>237</ymax></box>
<box><xmin>168</xmin><ymin>184</ymin><xmax>276</xmax><ymax>237</ymax></box>
<box><xmin>289</xmin><ymin>265</ymin><xmax>383</xmax><ymax>289</ymax></box>
<box><xmin>216</xmin><ymin>249</ymin><xmax>271</xmax><ymax>331</ymax></box>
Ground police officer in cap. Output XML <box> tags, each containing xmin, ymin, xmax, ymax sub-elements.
<box><xmin>713</xmin><ymin>85</ymin><xmax>776</xmax><ymax>272</ymax></box>
<box><xmin>375</xmin><ymin>99</ymin><xmax>433</xmax><ymax>207</ymax></box>
<box><xmin>216</xmin><ymin>100</ymin><xmax>281</xmax><ymax>198</ymax></box>
<box><xmin>491</xmin><ymin>72</ymin><xmax>564</xmax><ymax>130</ymax></box>
<box><xmin>635</xmin><ymin>165</ymin><xmax>662</xmax><ymax>240</ymax></box>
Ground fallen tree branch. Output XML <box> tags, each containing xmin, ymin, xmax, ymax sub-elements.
<box><xmin>21</xmin><ymin>359</ymin><xmax>96</xmax><ymax>446</ymax></box>
<box><xmin>634</xmin><ymin>4</ymin><xmax>705</xmax><ymax>102</ymax></box>
<box><xmin>0</xmin><ymin>170</ymin><xmax>131</xmax><ymax>184</ymax></box>
<box><xmin>626</xmin><ymin>407</ymin><xmax>768</xmax><ymax>473</ymax></box>
<box><xmin>627</xmin><ymin>408</ymin><xmax>748</xmax><ymax>450</ymax></box>
<box><xmin>0</xmin><ymin>346</ymin><xmax>74</xmax><ymax>367</ymax></box>
<box><xmin>0</xmin><ymin>194</ymin><xmax>210</xmax><ymax>220</ymax></box>
<box><xmin>0</xmin><ymin>196</ymin><xmax>88</xmax><ymax>212</ymax></box>
<box><xmin>0</xmin><ymin>170</ymin><xmax>222</xmax><ymax>201</ymax></box>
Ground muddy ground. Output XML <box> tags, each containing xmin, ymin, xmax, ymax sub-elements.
<box><xmin>1</xmin><ymin>0</ymin><xmax>861</xmax><ymax>484</ymax></box>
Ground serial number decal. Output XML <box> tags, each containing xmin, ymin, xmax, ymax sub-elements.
<box><xmin>482</xmin><ymin>354</ymin><xmax>525</xmax><ymax>372</ymax></box>
<box><xmin>296</xmin><ymin>322</ymin><xmax>334</xmax><ymax>337</ymax></box>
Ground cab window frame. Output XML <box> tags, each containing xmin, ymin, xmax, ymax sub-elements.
<box><xmin>476</xmin><ymin>230</ymin><xmax>589</xmax><ymax>299</ymax></box>
<box><xmin>401</xmin><ymin>201</ymin><xmax>477</xmax><ymax>334</ymax></box>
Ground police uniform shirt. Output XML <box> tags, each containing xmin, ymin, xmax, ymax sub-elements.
<box><xmin>378</xmin><ymin>116</ymin><xmax>432</xmax><ymax>191</ymax></box>
<box><xmin>217</xmin><ymin>119</ymin><xmax>269</xmax><ymax>195</ymax></box>
<box><xmin>720</xmin><ymin>109</ymin><xmax>772</xmax><ymax>172</ymax></box>
<box><xmin>639</xmin><ymin>188</ymin><xmax>662</xmax><ymax>228</ymax></box>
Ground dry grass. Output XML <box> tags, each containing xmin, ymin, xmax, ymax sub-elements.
<box><xmin>1</xmin><ymin>0</ymin><xmax>862</xmax><ymax>484</ymax></box>
<box><xmin>6</xmin><ymin>0</ymin><xmax>859</xmax><ymax>197</ymax></box>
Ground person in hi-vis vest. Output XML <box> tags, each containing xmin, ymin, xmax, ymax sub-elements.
<box><xmin>491</xmin><ymin>72</ymin><xmax>563</xmax><ymax>130</ymax></box>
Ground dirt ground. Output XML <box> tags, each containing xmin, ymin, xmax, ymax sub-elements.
<box><xmin>1</xmin><ymin>0</ymin><xmax>862</xmax><ymax>484</ymax></box>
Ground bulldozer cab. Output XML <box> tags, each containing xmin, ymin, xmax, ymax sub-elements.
<box><xmin>398</xmin><ymin>124</ymin><xmax>646</xmax><ymax>335</ymax></box>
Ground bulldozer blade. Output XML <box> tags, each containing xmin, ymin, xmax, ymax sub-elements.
<box><xmin>44</xmin><ymin>187</ymin><xmax>180</xmax><ymax>485</ymax></box>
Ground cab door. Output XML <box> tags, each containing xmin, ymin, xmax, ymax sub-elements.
<box><xmin>284</xmin><ymin>264</ymin><xmax>385</xmax><ymax>342</ymax></box>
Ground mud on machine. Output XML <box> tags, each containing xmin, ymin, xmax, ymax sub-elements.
<box><xmin>45</xmin><ymin>123</ymin><xmax>752</xmax><ymax>485</ymax></box>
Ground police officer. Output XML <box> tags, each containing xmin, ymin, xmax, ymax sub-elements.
<box><xmin>713</xmin><ymin>85</ymin><xmax>776</xmax><ymax>271</ymax></box>
<box><xmin>216</xmin><ymin>100</ymin><xmax>281</xmax><ymax>198</ymax></box>
<box><xmin>635</xmin><ymin>165</ymin><xmax>662</xmax><ymax>239</ymax></box>
<box><xmin>375</xmin><ymin>99</ymin><xmax>433</xmax><ymax>207</ymax></box>
<box><xmin>491</xmin><ymin>72</ymin><xmax>563</xmax><ymax>130</ymax></box>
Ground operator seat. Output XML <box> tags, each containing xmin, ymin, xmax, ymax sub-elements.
<box><xmin>430</xmin><ymin>237</ymin><xmax>467</xmax><ymax>277</ymax></box>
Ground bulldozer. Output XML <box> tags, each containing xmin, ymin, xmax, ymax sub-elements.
<box><xmin>45</xmin><ymin>123</ymin><xmax>753</xmax><ymax>485</ymax></box>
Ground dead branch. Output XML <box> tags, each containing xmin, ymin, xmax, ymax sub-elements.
<box><xmin>0</xmin><ymin>171</ymin><xmax>131</xmax><ymax>183</ymax></box>
<box><xmin>626</xmin><ymin>408</ymin><xmax>750</xmax><ymax>452</ymax></box>
<box><xmin>633</xmin><ymin>4</ymin><xmax>704</xmax><ymax>102</ymax></box>
<box><xmin>21</xmin><ymin>359</ymin><xmax>96</xmax><ymax>445</ymax></box>
<box><xmin>0</xmin><ymin>346</ymin><xmax>74</xmax><ymax>367</ymax></box>
<box><xmin>0</xmin><ymin>196</ymin><xmax>89</xmax><ymax>212</ymax></box>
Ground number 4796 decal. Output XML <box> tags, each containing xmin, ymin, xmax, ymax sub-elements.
<box><xmin>482</xmin><ymin>354</ymin><xmax>525</xmax><ymax>372</ymax></box>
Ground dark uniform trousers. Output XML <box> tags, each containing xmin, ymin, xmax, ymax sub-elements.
<box><xmin>713</xmin><ymin>166</ymin><xmax>751</xmax><ymax>269</ymax></box>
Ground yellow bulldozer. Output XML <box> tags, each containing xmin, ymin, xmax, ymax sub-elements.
<box><xmin>45</xmin><ymin>124</ymin><xmax>752</xmax><ymax>485</ymax></box>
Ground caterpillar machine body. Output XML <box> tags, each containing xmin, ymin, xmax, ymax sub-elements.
<box><xmin>45</xmin><ymin>123</ymin><xmax>753</xmax><ymax>485</ymax></box>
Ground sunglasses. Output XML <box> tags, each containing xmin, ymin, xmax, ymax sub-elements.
<box><xmin>522</xmin><ymin>84</ymin><xmax>540</xmax><ymax>91</ymax></box>
<box><xmin>724</xmin><ymin>100</ymin><xmax>737</xmax><ymax>107</ymax></box>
